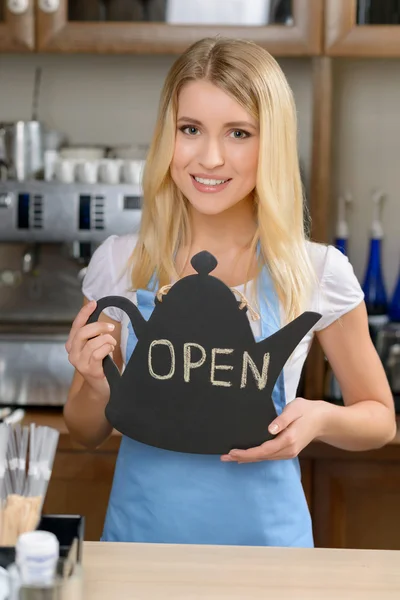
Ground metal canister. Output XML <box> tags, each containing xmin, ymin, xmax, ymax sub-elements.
<box><xmin>0</xmin><ymin>121</ymin><xmax>44</xmax><ymax>181</ymax></box>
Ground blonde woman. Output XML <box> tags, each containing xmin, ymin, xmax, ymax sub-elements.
<box><xmin>64</xmin><ymin>37</ymin><xmax>395</xmax><ymax>546</ymax></box>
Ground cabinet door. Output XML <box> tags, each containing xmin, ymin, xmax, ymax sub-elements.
<box><xmin>36</xmin><ymin>0</ymin><xmax>322</xmax><ymax>55</ymax></box>
<box><xmin>0</xmin><ymin>0</ymin><xmax>34</xmax><ymax>51</ymax></box>
<box><xmin>300</xmin><ymin>458</ymin><xmax>313</xmax><ymax>511</ymax></box>
<box><xmin>313</xmin><ymin>459</ymin><xmax>400</xmax><ymax>549</ymax></box>
<box><xmin>42</xmin><ymin>448</ymin><xmax>118</xmax><ymax>541</ymax></box>
<box><xmin>325</xmin><ymin>0</ymin><xmax>400</xmax><ymax>57</ymax></box>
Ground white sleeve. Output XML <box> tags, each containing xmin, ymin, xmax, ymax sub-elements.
<box><xmin>314</xmin><ymin>245</ymin><xmax>365</xmax><ymax>331</ymax></box>
<box><xmin>82</xmin><ymin>235</ymin><xmax>125</xmax><ymax>322</ymax></box>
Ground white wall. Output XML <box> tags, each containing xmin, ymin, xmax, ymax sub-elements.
<box><xmin>0</xmin><ymin>53</ymin><xmax>398</xmax><ymax>293</ymax></box>
<box><xmin>0</xmin><ymin>53</ymin><xmax>312</xmax><ymax>162</ymax></box>
<box><xmin>332</xmin><ymin>59</ymin><xmax>400</xmax><ymax>295</ymax></box>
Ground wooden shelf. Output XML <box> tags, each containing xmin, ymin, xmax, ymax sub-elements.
<box><xmin>0</xmin><ymin>2</ymin><xmax>34</xmax><ymax>52</ymax></box>
<box><xmin>36</xmin><ymin>0</ymin><xmax>323</xmax><ymax>55</ymax></box>
<box><xmin>325</xmin><ymin>0</ymin><xmax>400</xmax><ymax>57</ymax></box>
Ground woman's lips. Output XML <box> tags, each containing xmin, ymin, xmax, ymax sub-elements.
<box><xmin>190</xmin><ymin>175</ymin><xmax>232</xmax><ymax>194</ymax></box>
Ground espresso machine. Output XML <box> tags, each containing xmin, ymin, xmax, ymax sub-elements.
<box><xmin>0</xmin><ymin>180</ymin><xmax>142</xmax><ymax>407</ymax></box>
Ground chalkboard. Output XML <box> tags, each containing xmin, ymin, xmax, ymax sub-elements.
<box><xmin>87</xmin><ymin>251</ymin><xmax>321</xmax><ymax>454</ymax></box>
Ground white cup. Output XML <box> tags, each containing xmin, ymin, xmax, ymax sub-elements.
<box><xmin>99</xmin><ymin>159</ymin><xmax>121</xmax><ymax>184</ymax></box>
<box><xmin>122</xmin><ymin>160</ymin><xmax>144</xmax><ymax>185</ymax></box>
<box><xmin>44</xmin><ymin>149</ymin><xmax>60</xmax><ymax>182</ymax></box>
<box><xmin>76</xmin><ymin>160</ymin><xmax>98</xmax><ymax>184</ymax></box>
<box><xmin>54</xmin><ymin>159</ymin><xmax>76</xmax><ymax>183</ymax></box>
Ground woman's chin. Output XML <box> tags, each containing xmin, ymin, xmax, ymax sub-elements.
<box><xmin>188</xmin><ymin>201</ymin><xmax>237</xmax><ymax>217</ymax></box>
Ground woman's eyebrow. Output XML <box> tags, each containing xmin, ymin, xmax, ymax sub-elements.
<box><xmin>177</xmin><ymin>117</ymin><xmax>202</xmax><ymax>125</ymax></box>
<box><xmin>224</xmin><ymin>121</ymin><xmax>258</xmax><ymax>130</ymax></box>
<box><xmin>177</xmin><ymin>117</ymin><xmax>258</xmax><ymax>130</ymax></box>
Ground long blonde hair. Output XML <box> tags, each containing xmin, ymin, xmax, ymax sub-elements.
<box><xmin>130</xmin><ymin>37</ymin><xmax>315</xmax><ymax>322</ymax></box>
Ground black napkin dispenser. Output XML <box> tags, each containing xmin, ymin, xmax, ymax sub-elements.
<box><xmin>0</xmin><ymin>514</ymin><xmax>85</xmax><ymax>569</ymax></box>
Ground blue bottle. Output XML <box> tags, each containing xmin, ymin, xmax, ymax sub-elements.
<box><xmin>362</xmin><ymin>191</ymin><xmax>389</xmax><ymax>344</ymax></box>
<box><xmin>389</xmin><ymin>264</ymin><xmax>400</xmax><ymax>323</ymax></box>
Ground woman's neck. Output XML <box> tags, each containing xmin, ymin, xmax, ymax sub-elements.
<box><xmin>188</xmin><ymin>195</ymin><xmax>257</xmax><ymax>254</ymax></box>
<box><xmin>176</xmin><ymin>195</ymin><xmax>258</xmax><ymax>286</ymax></box>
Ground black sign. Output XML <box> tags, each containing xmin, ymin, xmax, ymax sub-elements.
<box><xmin>87</xmin><ymin>251</ymin><xmax>321</xmax><ymax>454</ymax></box>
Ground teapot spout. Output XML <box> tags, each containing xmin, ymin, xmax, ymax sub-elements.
<box><xmin>257</xmin><ymin>311</ymin><xmax>321</xmax><ymax>371</ymax></box>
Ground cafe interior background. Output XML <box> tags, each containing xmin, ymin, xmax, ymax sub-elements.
<box><xmin>0</xmin><ymin>0</ymin><xmax>400</xmax><ymax>551</ymax></box>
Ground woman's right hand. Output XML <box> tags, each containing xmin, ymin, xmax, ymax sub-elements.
<box><xmin>65</xmin><ymin>300</ymin><xmax>118</xmax><ymax>390</ymax></box>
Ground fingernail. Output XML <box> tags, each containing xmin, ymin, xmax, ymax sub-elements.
<box><xmin>269</xmin><ymin>423</ymin><xmax>279</xmax><ymax>434</ymax></box>
<box><xmin>229</xmin><ymin>450</ymin><xmax>239</xmax><ymax>457</ymax></box>
<box><xmin>107</xmin><ymin>324</ymin><xmax>115</xmax><ymax>330</ymax></box>
<box><xmin>89</xmin><ymin>300</ymin><xmax>96</xmax><ymax>306</ymax></box>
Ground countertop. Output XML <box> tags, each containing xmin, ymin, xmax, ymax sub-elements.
<box><xmin>82</xmin><ymin>542</ymin><xmax>400</xmax><ymax>599</ymax></box>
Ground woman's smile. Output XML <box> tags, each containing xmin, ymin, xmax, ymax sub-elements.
<box><xmin>190</xmin><ymin>173</ymin><xmax>232</xmax><ymax>193</ymax></box>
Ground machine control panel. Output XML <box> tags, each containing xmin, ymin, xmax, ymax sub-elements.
<box><xmin>0</xmin><ymin>182</ymin><xmax>142</xmax><ymax>243</ymax></box>
<box><xmin>17</xmin><ymin>193</ymin><xmax>44</xmax><ymax>230</ymax></box>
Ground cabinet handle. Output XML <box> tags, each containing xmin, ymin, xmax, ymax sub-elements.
<box><xmin>38</xmin><ymin>0</ymin><xmax>60</xmax><ymax>13</ymax></box>
<box><xmin>7</xmin><ymin>0</ymin><xmax>29</xmax><ymax>14</ymax></box>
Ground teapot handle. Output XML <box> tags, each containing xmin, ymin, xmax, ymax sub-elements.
<box><xmin>86</xmin><ymin>295</ymin><xmax>147</xmax><ymax>388</ymax></box>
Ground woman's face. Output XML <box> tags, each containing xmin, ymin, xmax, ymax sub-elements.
<box><xmin>171</xmin><ymin>80</ymin><xmax>259</xmax><ymax>216</ymax></box>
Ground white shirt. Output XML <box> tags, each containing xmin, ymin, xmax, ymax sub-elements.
<box><xmin>82</xmin><ymin>234</ymin><xmax>364</xmax><ymax>406</ymax></box>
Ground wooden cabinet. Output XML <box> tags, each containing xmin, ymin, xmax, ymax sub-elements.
<box><xmin>5</xmin><ymin>0</ymin><xmax>400</xmax><ymax>57</ymax></box>
<box><xmin>45</xmin><ymin>447</ymin><xmax>400</xmax><ymax>550</ymax></box>
<box><xmin>26</xmin><ymin>407</ymin><xmax>400</xmax><ymax>549</ymax></box>
<box><xmin>0</xmin><ymin>0</ymin><xmax>34</xmax><ymax>51</ymax></box>
<box><xmin>40</xmin><ymin>436</ymin><xmax>312</xmax><ymax>542</ymax></box>
<box><xmin>42</xmin><ymin>439</ymin><xmax>121</xmax><ymax>541</ymax></box>
<box><xmin>42</xmin><ymin>443</ymin><xmax>400</xmax><ymax>548</ymax></box>
<box><xmin>36</xmin><ymin>0</ymin><xmax>323</xmax><ymax>55</ymax></box>
<box><xmin>3</xmin><ymin>1</ymin><xmax>400</xmax><ymax>57</ymax></box>
<box><xmin>300</xmin><ymin>458</ymin><xmax>313</xmax><ymax>511</ymax></box>
<box><xmin>325</xmin><ymin>0</ymin><xmax>400</xmax><ymax>57</ymax></box>
<box><xmin>313</xmin><ymin>458</ymin><xmax>400</xmax><ymax>549</ymax></box>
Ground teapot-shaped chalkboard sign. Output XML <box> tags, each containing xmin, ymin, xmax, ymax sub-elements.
<box><xmin>87</xmin><ymin>251</ymin><xmax>321</xmax><ymax>455</ymax></box>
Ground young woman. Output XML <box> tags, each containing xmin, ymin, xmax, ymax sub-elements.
<box><xmin>64</xmin><ymin>37</ymin><xmax>396</xmax><ymax>547</ymax></box>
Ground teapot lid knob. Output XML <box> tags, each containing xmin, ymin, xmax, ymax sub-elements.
<box><xmin>190</xmin><ymin>251</ymin><xmax>218</xmax><ymax>276</ymax></box>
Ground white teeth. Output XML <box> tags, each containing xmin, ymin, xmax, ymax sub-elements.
<box><xmin>194</xmin><ymin>177</ymin><xmax>228</xmax><ymax>186</ymax></box>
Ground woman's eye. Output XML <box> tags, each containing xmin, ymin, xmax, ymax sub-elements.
<box><xmin>230</xmin><ymin>130</ymin><xmax>249</xmax><ymax>139</ymax></box>
<box><xmin>181</xmin><ymin>126</ymin><xmax>200</xmax><ymax>136</ymax></box>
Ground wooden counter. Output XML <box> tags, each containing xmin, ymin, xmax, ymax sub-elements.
<box><xmin>83</xmin><ymin>542</ymin><xmax>400</xmax><ymax>599</ymax></box>
<box><xmin>23</xmin><ymin>410</ymin><xmax>400</xmax><ymax>550</ymax></box>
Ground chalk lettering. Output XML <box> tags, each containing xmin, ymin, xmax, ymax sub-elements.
<box><xmin>240</xmin><ymin>351</ymin><xmax>270</xmax><ymax>390</ymax></box>
<box><xmin>148</xmin><ymin>339</ymin><xmax>175</xmax><ymax>380</ymax></box>
<box><xmin>183</xmin><ymin>343</ymin><xmax>207</xmax><ymax>382</ymax></box>
<box><xmin>210</xmin><ymin>348</ymin><xmax>234</xmax><ymax>387</ymax></box>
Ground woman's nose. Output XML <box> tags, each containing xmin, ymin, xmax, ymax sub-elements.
<box><xmin>199</xmin><ymin>138</ymin><xmax>225</xmax><ymax>170</ymax></box>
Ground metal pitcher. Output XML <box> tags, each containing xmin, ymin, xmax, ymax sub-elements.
<box><xmin>0</xmin><ymin>121</ymin><xmax>44</xmax><ymax>181</ymax></box>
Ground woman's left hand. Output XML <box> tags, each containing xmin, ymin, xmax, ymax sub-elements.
<box><xmin>220</xmin><ymin>398</ymin><xmax>327</xmax><ymax>463</ymax></box>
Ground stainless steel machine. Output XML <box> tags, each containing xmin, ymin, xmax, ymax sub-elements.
<box><xmin>0</xmin><ymin>180</ymin><xmax>142</xmax><ymax>244</ymax></box>
<box><xmin>0</xmin><ymin>180</ymin><xmax>142</xmax><ymax>407</ymax></box>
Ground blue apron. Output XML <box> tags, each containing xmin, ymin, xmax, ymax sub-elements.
<box><xmin>102</xmin><ymin>267</ymin><xmax>313</xmax><ymax>547</ymax></box>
